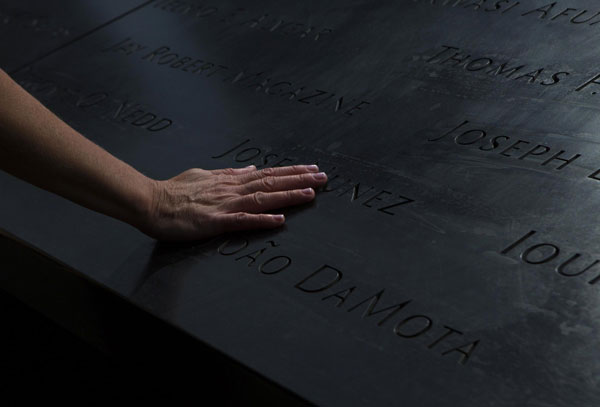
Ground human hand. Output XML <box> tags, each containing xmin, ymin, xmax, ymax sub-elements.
<box><xmin>139</xmin><ymin>165</ymin><xmax>327</xmax><ymax>241</ymax></box>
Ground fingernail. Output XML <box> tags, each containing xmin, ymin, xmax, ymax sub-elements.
<box><xmin>313</xmin><ymin>172</ymin><xmax>327</xmax><ymax>180</ymax></box>
<box><xmin>245</xmin><ymin>165</ymin><xmax>256</xmax><ymax>169</ymax></box>
<box><xmin>302</xmin><ymin>188</ymin><xmax>314</xmax><ymax>195</ymax></box>
<box><xmin>307</xmin><ymin>164</ymin><xmax>319</xmax><ymax>172</ymax></box>
<box><xmin>273</xmin><ymin>214</ymin><xmax>285</xmax><ymax>222</ymax></box>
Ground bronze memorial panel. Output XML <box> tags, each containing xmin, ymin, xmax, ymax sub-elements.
<box><xmin>1</xmin><ymin>0</ymin><xmax>600</xmax><ymax>405</ymax></box>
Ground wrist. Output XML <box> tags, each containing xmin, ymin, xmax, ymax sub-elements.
<box><xmin>128</xmin><ymin>175</ymin><xmax>162</xmax><ymax>236</ymax></box>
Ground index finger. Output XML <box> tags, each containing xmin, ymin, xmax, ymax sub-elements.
<box><xmin>238</xmin><ymin>164</ymin><xmax>320</xmax><ymax>182</ymax></box>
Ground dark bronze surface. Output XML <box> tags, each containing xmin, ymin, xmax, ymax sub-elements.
<box><xmin>0</xmin><ymin>0</ymin><xmax>145</xmax><ymax>72</ymax></box>
<box><xmin>2</xmin><ymin>1</ymin><xmax>600</xmax><ymax>405</ymax></box>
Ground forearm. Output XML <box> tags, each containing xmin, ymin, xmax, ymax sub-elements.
<box><xmin>0</xmin><ymin>69</ymin><xmax>153</xmax><ymax>228</ymax></box>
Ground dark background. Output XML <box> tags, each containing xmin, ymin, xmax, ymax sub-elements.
<box><xmin>0</xmin><ymin>234</ymin><xmax>308</xmax><ymax>405</ymax></box>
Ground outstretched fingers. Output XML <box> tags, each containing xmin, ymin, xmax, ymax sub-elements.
<box><xmin>238</xmin><ymin>164</ymin><xmax>320</xmax><ymax>182</ymax></box>
<box><xmin>226</xmin><ymin>188</ymin><xmax>316</xmax><ymax>213</ymax></box>
<box><xmin>241</xmin><ymin>172</ymin><xmax>327</xmax><ymax>194</ymax></box>
<box><xmin>207</xmin><ymin>164</ymin><xmax>326</xmax><ymax>234</ymax></box>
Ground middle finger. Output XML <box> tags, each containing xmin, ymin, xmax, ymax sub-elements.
<box><xmin>241</xmin><ymin>172</ymin><xmax>328</xmax><ymax>194</ymax></box>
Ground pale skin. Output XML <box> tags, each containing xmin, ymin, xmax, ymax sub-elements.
<box><xmin>0</xmin><ymin>69</ymin><xmax>327</xmax><ymax>241</ymax></box>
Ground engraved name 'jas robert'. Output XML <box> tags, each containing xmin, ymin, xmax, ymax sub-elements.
<box><xmin>414</xmin><ymin>0</ymin><xmax>600</xmax><ymax>28</ymax></box>
<box><xmin>102</xmin><ymin>37</ymin><xmax>371</xmax><ymax>117</ymax></box>
<box><xmin>216</xmin><ymin>237</ymin><xmax>481</xmax><ymax>365</ymax></box>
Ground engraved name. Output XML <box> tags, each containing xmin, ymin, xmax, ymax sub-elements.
<box><xmin>217</xmin><ymin>237</ymin><xmax>480</xmax><ymax>365</ymax></box>
<box><xmin>431</xmin><ymin>119</ymin><xmax>581</xmax><ymax>169</ymax></box>
<box><xmin>427</xmin><ymin>44</ymin><xmax>571</xmax><ymax>87</ymax></box>
<box><xmin>151</xmin><ymin>0</ymin><xmax>333</xmax><ymax>41</ymax></box>
<box><xmin>17</xmin><ymin>70</ymin><xmax>173</xmax><ymax>132</ymax></box>
<box><xmin>430</xmin><ymin>119</ymin><xmax>600</xmax><ymax>182</ymax></box>
<box><xmin>425</xmin><ymin>44</ymin><xmax>600</xmax><ymax>98</ymax></box>
<box><xmin>414</xmin><ymin>0</ymin><xmax>600</xmax><ymax>28</ymax></box>
<box><xmin>502</xmin><ymin>230</ymin><xmax>600</xmax><ymax>286</ymax></box>
<box><xmin>0</xmin><ymin>7</ymin><xmax>71</xmax><ymax>37</ymax></box>
<box><xmin>102</xmin><ymin>37</ymin><xmax>371</xmax><ymax>117</ymax></box>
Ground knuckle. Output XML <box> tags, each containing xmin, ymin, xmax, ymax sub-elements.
<box><xmin>261</xmin><ymin>167</ymin><xmax>275</xmax><ymax>177</ymax></box>
<box><xmin>221</xmin><ymin>168</ymin><xmax>236</xmax><ymax>175</ymax></box>
<box><xmin>253</xmin><ymin>191</ymin><xmax>266</xmax><ymax>205</ymax></box>
<box><xmin>261</xmin><ymin>177</ymin><xmax>276</xmax><ymax>190</ymax></box>
<box><xmin>219</xmin><ymin>174</ymin><xmax>238</xmax><ymax>186</ymax></box>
